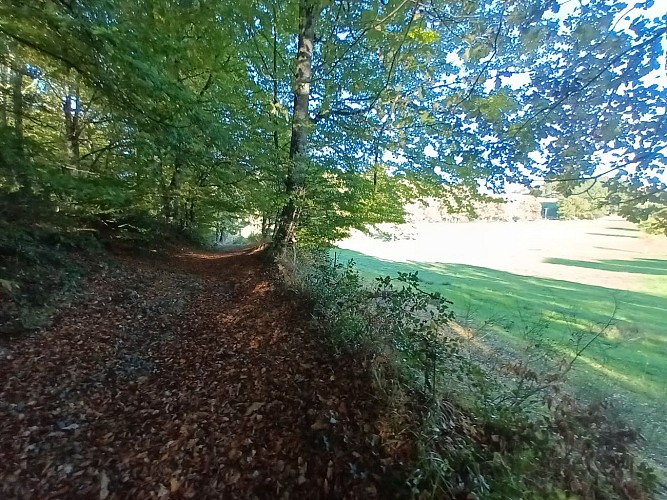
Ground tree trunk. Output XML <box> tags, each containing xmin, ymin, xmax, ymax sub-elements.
<box><xmin>272</xmin><ymin>4</ymin><xmax>280</xmax><ymax>152</ymax></box>
<box><xmin>163</xmin><ymin>154</ymin><xmax>183</xmax><ymax>223</ymax></box>
<box><xmin>64</xmin><ymin>81</ymin><xmax>81</xmax><ymax>167</ymax></box>
<box><xmin>0</xmin><ymin>63</ymin><xmax>8</xmax><ymax>128</ymax></box>
<box><xmin>272</xmin><ymin>0</ymin><xmax>319</xmax><ymax>253</ymax></box>
<box><xmin>261</xmin><ymin>213</ymin><xmax>274</xmax><ymax>240</ymax></box>
<box><xmin>10</xmin><ymin>63</ymin><xmax>30</xmax><ymax>190</ymax></box>
<box><xmin>11</xmin><ymin>66</ymin><xmax>23</xmax><ymax>154</ymax></box>
<box><xmin>185</xmin><ymin>200</ymin><xmax>196</xmax><ymax>230</ymax></box>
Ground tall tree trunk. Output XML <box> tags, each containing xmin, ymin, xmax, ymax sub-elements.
<box><xmin>11</xmin><ymin>66</ymin><xmax>23</xmax><ymax>154</ymax></box>
<box><xmin>262</xmin><ymin>4</ymin><xmax>280</xmax><ymax>246</ymax></box>
<box><xmin>272</xmin><ymin>0</ymin><xmax>319</xmax><ymax>252</ymax></box>
<box><xmin>64</xmin><ymin>80</ymin><xmax>81</xmax><ymax>167</ymax></box>
<box><xmin>272</xmin><ymin>4</ymin><xmax>280</xmax><ymax>152</ymax></box>
<box><xmin>10</xmin><ymin>63</ymin><xmax>30</xmax><ymax>190</ymax></box>
<box><xmin>0</xmin><ymin>63</ymin><xmax>8</xmax><ymax>128</ymax></box>
<box><xmin>261</xmin><ymin>213</ymin><xmax>272</xmax><ymax>240</ymax></box>
<box><xmin>163</xmin><ymin>154</ymin><xmax>183</xmax><ymax>223</ymax></box>
<box><xmin>187</xmin><ymin>200</ymin><xmax>195</xmax><ymax>229</ymax></box>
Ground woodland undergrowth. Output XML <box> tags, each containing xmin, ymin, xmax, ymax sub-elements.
<box><xmin>0</xmin><ymin>192</ymin><xmax>207</xmax><ymax>336</ymax></box>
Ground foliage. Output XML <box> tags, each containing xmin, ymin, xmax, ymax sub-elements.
<box><xmin>285</xmin><ymin>250</ymin><xmax>458</xmax><ymax>398</ymax></box>
<box><xmin>0</xmin><ymin>0</ymin><xmax>277</xmax><ymax>242</ymax></box>
<box><xmin>289</xmin><ymin>250</ymin><xmax>370</xmax><ymax>346</ymax></box>
<box><xmin>1</xmin><ymin>0</ymin><xmax>663</xmax><ymax>248</ymax></box>
<box><xmin>0</xmin><ymin>220</ymin><xmax>89</xmax><ymax>334</ymax></box>
<box><xmin>373</xmin><ymin>271</ymin><xmax>456</xmax><ymax>399</ymax></box>
<box><xmin>285</xmin><ymin>249</ymin><xmax>658</xmax><ymax>499</ymax></box>
<box><xmin>519</xmin><ymin>2</ymin><xmax>666</xmax><ymax>192</ymax></box>
<box><xmin>639</xmin><ymin>209</ymin><xmax>667</xmax><ymax>236</ymax></box>
<box><xmin>608</xmin><ymin>182</ymin><xmax>667</xmax><ymax>235</ymax></box>
<box><xmin>556</xmin><ymin>181</ymin><xmax>611</xmax><ymax>220</ymax></box>
<box><xmin>0</xmin><ymin>0</ymin><xmax>664</xmax><ymax>494</ymax></box>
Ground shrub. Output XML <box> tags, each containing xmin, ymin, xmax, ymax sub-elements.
<box><xmin>638</xmin><ymin>209</ymin><xmax>667</xmax><ymax>236</ymax></box>
<box><xmin>558</xmin><ymin>182</ymin><xmax>610</xmax><ymax>220</ymax></box>
<box><xmin>0</xmin><ymin>223</ymin><xmax>88</xmax><ymax>334</ymax></box>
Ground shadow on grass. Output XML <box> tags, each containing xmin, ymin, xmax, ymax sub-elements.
<box><xmin>335</xmin><ymin>248</ymin><xmax>667</xmax><ymax>401</ymax></box>
<box><xmin>545</xmin><ymin>257</ymin><xmax>667</xmax><ymax>276</ymax></box>
<box><xmin>588</xmin><ymin>232</ymin><xmax>639</xmax><ymax>239</ymax></box>
<box><xmin>606</xmin><ymin>226</ymin><xmax>640</xmax><ymax>232</ymax></box>
<box><xmin>593</xmin><ymin>246</ymin><xmax>638</xmax><ymax>253</ymax></box>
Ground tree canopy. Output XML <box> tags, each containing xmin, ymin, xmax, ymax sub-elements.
<box><xmin>0</xmin><ymin>0</ymin><xmax>665</xmax><ymax>245</ymax></box>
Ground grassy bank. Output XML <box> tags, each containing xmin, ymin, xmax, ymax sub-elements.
<box><xmin>333</xmin><ymin>247</ymin><xmax>667</xmax><ymax>468</ymax></box>
<box><xmin>287</xmin><ymin>249</ymin><xmax>659</xmax><ymax>498</ymax></box>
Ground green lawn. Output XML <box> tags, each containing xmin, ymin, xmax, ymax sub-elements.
<box><xmin>334</xmin><ymin>248</ymin><xmax>667</xmax><ymax>465</ymax></box>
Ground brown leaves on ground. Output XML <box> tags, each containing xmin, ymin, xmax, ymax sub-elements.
<box><xmin>0</xmin><ymin>249</ymin><xmax>410</xmax><ymax>499</ymax></box>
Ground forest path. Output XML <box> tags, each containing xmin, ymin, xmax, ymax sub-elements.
<box><xmin>0</xmin><ymin>249</ymin><xmax>404</xmax><ymax>499</ymax></box>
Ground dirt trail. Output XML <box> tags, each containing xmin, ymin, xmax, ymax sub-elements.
<box><xmin>0</xmin><ymin>249</ymin><xmax>406</xmax><ymax>499</ymax></box>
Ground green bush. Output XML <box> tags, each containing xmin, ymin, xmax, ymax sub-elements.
<box><xmin>639</xmin><ymin>209</ymin><xmax>667</xmax><ymax>236</ymax></box>
<box><xmin>558</xmin><ymin>182</ymin><xmax>610</xmax><ymax>220</ymax></box>
<box><xmin>0</xmin><ymin>223</ymin><xmax>88</xmax><ymax>334</ymax></box>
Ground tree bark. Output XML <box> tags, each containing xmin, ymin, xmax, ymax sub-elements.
<box><xmin>64</xmin><ymin>80</ymin><xmax>81</xmax><ymax>167</ymax></box>
<box><xmin>11</xmin><ymin>66</ymin><xmax>23</xmax><ymax>153</ymax></box>
<box><xmin>163</xmin><ymin>152</ymin><xmax>184</xmax><ymax>224</ymax></box>
<box><xmin>272</xmin><ymin>0</ymin><xmax>319</xmax><ymax>253</ymax></box>
<box><xmin>9</xmin><ymin>63</ymin><xmax>31</xmax><ymax>190</ymax></box>
<box><xmin>0</xmin><ymin>63</ymin><xmax>8</xmax><ymax>128</ymax></box>
<box><xmin>272</xmin><ymin>4</ymin><xmax>280</xmax><ymax>152</ymax></box>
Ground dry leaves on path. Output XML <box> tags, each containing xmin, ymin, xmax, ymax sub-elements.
<box><xmin>0</xmin><ymin>249</ymin><xmax>410</xmax><ymax>499</ymax></box>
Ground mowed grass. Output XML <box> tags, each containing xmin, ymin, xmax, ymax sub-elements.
<box><xmin>335</xmin><ymin>220</ymin><xmax>667</xmax><ymax>465</ymax></box>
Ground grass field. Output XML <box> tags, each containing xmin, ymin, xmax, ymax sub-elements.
<box><xmin>336</xmin><ymin>217</ymin><xmax>667</xmax><ymax>467</ymax></box>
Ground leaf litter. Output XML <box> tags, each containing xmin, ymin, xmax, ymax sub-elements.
<box><xmin>0</xmin><ymin>249</ymin><xmax>409</xmax><ymax>498</ymax></box>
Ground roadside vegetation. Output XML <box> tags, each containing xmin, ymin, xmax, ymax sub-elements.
<box><xmin>334</xmin><ymin>238</ymin><xmax>667</xmax><ymax>473</ymax></box>
<box><xmin>282</xmin><ymin>250</ymin><xmax>659</xmax><ymax>498</ymax></box>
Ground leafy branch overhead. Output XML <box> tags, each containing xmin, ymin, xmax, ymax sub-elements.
<box><xmin>0</xmin><ymin>0</ymin><xmax>665</xmax><ymax>240</ymax></box>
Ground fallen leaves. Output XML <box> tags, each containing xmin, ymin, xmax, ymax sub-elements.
<box><xmin>311</xmin><ymin>419</ymin><xmax>330</xmax><ymax>431</ymax></box>
<box><xmin>99</xmin><ymin>471</ymin><xmax>109</xmax><ymax>499</ymax></box>
<box><xmin>0</xmin><ymin>250</ymin><xmax>406</xmax><ymax>499</ymax></box>
<box><xmin>244</xmin><ymin>401</ymin><xmax>265</xmax><ymax>417</ymax></box>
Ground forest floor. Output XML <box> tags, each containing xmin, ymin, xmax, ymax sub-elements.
<box><xmin>0</xmin><ymin>248</ymin><xmax>410</xmax><ymax>499</ymax></box>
